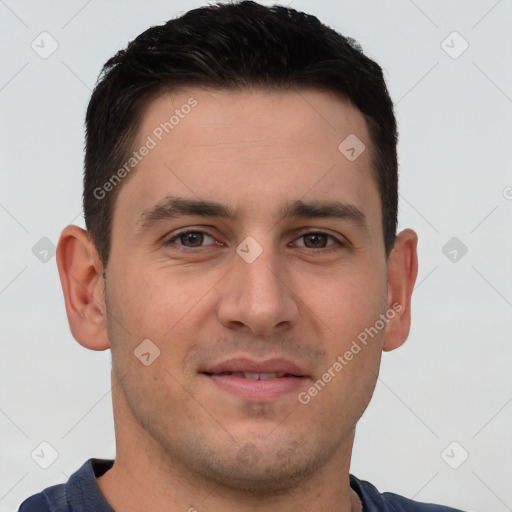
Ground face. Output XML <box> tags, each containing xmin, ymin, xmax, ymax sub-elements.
<box><xmin>104</xmin><ymin>87</ymin><xmax>390</xmax><ymax>493</ymax></box>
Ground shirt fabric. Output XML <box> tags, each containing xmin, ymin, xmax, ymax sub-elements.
<box><xmin>18</xmin><ymin>458</ymin><xmax>466</xmax><ymax>511</ymax></box>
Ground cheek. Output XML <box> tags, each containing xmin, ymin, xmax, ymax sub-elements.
<box><xmin>302</xmin><ymin>262</ymin><xmax>387</xmax><ymax>338</ymax></box>
<box><xmin>114</xmin><ymin>264</ymin><xmax>216</xmax><ymax>347</ymax></box>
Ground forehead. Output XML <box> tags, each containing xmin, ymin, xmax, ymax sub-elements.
<box><xmin>113</xmin><ymin>86</ymin><xmax>381</xmax><ymax>236</ymax></box>
<box><xmin>139</xmin><ymin>86</ymin><xmax>370</xmax><ymax>158</ymax></box>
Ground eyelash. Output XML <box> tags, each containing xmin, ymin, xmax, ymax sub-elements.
<box><xmin>163</xmin><ymin>229</ymin><xmax>346</xmax><ymax>254</ymax></box>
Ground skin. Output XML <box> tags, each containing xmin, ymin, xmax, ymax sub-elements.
<box><xmin>56</xmin><ymin>87</ymin><xmax>418</xmax><ymax>512</ymax></box>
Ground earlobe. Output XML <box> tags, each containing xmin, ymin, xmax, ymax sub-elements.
<box><xmin>56</xmin><ymin>225</ymin><xmax>110</xmax><ymax>351</ymax></box>
<box><xmin>382</xmin><ymin>229</ymin><xmax>418</xmax><ymax>352</ymax></box>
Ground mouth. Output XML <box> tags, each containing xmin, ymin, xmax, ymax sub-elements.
<box><xmin>200</xmin><ymin>358</ymin><xmax>310</xmax><ymax>401</ymax></box>
<box><xmin>202</xmin><ymin>371</ymin><xmax>303</xmax><ymax>380</ymax></box>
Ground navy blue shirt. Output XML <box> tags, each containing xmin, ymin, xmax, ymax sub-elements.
<box><xmin>18</xmin><ymin>459</ymin><xmax>466</xmax><ymax>511</ymax></box>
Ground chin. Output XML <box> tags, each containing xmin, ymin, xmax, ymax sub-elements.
<box><xmin>189</xmin><ymin>440</ymin><xmax>327</xmax><ymax>497</ymax></box>
<box><xmin>207</xmin><ymin>462</ymin><xmax>321</xmax><ymax>497</ymax></box>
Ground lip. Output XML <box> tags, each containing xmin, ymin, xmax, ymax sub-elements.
<box><xmin>202</xmin><ymin>357</ymin><xmax>308</xmax><ymax>376</ymax></box>
<box><xmin>200</xmin><ymin>357</ymin><xmax>310</xmax><ymax>401</ymax></box>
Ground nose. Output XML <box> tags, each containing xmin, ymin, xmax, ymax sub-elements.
<box><xmin>216</xmin><ymin>240</ymin><xmax>300</xmax><ymax>337</ymax></box>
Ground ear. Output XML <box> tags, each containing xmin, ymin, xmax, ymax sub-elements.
<box><xmin>382</xmin><ymin>228</ymin><xmax>418</xmax><ymax>352</ymax></box>
<box><xmin>56</xmin><ymin>225</ymin><xmax>110</xmax><ymax>351</ymax></box>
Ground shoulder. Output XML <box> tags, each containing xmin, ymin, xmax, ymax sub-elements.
<box><xmin>380</xmin><ymin>491</ymin><xmax>468</xmax><ymax>512</ymax></box>
<box><xmin>350</xmin><ymin>474</ymin><xmax>468</xmax><ymax>512</ymax></box>
<box><xmin>18</xmin><ymin>483</ymin><xmax>66</xmax><ymax>511</ymax></box>
<box><xmin>17</xmin><ymin>459</ymin><xmax>114</xmax><ymax>512</ymax></box>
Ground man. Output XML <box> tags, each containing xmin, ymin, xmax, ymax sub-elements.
<box><xmin>19</xmin><ymin>1</ymin><xmax>466</xmax><ymax>510</ymax></box>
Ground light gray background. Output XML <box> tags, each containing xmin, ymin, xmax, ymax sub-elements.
<box><xmin>1</xmin><ymin>1</ymin><xmax>511</xmax><ymax>511</ymax></box>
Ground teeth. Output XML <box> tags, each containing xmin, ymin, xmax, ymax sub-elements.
<box><xmin>243</xmin><ymin>372</ymin><xmax>279</xmax><ymax>380</ymax></box>
<box><xmin>213</xmin><ymin>372</ymin><xmax>292</xmax><ymax>379</ymax></box>
<box><xmin>257</xmin><ymin>372</ymin><xmax>279</xmax><ymax>380</ymax></box>
<box><xmin>243</xmin><ymin>372</ymin><xmax>261</xmax><ymax>380</ymax></box>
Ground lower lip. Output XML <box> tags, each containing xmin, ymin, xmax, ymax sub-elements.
<box><xmin>202</xmin><ymin>373</ymin><xmax>308</xmax><ymax>401</ymax></box>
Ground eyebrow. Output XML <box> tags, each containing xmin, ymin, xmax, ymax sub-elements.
<box><xmin>136</xmin><ymin>194</ymin><xmax>368</xmax><ymax>233</ymax></box>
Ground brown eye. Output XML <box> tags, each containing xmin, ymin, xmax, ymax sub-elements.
<box><xmin>294</xmin><ymin>231</ymin><xmax>342</xmax><ymax>250</ymax></box>
<box><xmin>179</xmin><ymin>232</ymin><xmax>205</xmax><ymax>247</ymax></box>
<box><xmin>302</xmin><ymin>232</ymin><xmax>329</xmax><ymax>248</ymax></box>
<box><xmin>165</xmin><ymin>230</ymin><xmax>217</xmax><ymax>249</ymax></box>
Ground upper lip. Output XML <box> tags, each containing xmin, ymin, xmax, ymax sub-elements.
<box><xmin>202</xmin><ymin>357</ymin><xmax>309</xmax><ymax>377</ymax></box>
